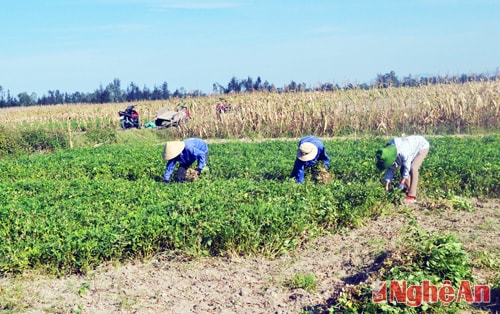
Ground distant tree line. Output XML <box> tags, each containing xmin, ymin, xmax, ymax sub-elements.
<box><xmin>0</xmin><ymin>71</ymin><xmax>498</xmax><ymax>108</ymax></box>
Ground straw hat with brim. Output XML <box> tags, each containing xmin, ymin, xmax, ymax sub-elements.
<box><xmin>163</xmin><ymin>141</ymin><xmax>185</xmax><ymax>160</ymax></box>
<box><xmin>297</xmin><ymin>142</ymin><xmax>318</xmax><ymax>162</ymax></box>
<box><xmin>375</xmin><ymin>145</ymin><xmax>397</xmax><ymax>171</ymax></box>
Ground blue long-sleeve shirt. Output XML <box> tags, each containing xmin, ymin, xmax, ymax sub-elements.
<box><xmin>384</xmin><ymin>135</ymin><xmax>430</xmax><ymax>183</ymax></box>
<box><xmin>290</xmin><ymin>136</ymin><xmax>330</xmax><ymax>183</ymax></box>
<box><xmin>163</xmin><ymin>138</ymin><xmax>208</xmax><ymax>181</ymax></box>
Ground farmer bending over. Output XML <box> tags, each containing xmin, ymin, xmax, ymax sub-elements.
<box><xmin>163</xmin><ymin>138</ymin><xmax>208</xmax><ymax>182</ymax></box>
<box><xmin>290</xmin><ymin>135</ymin><xmax>330</xmax><ymax>183</ymax></box>
<box><xmin>375</xmin><ymin>135</ymin><xmax>430</xmax><ymax>204</ymax></box>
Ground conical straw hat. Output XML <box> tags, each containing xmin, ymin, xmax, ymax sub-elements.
<box><xmin>297</xmin><ymin>142</ymin><xmax>318</xmax><ymax>161</ymax></box>
<box><xmin>162</xmin><ymin>141</ymin><xmax>185</xmax><ymax>160</ymax></box>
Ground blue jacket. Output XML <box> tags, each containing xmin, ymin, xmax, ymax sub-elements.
<box><xmin>290</xmin><ymin>136</ymin><xmax>330</xmax><ymax>183</ymax></box>
<box><xmin>163</xmin><ymin>138</ymin><xmax>208</xmax><ymax>181</ymax></box>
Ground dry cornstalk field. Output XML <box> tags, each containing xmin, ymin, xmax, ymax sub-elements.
<box><xmin>1</xmin><ymin>81</ymin><xmax>499</xmax><ymax>138</ymax></box>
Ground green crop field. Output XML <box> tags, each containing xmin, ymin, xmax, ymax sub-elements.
<box><xmin>1</xmin><ymin>135</ymin><xmax>498</xmax><ymax>275</ymax></box>
<box><xmin>1</xmin><ymin>85</ymin><xmax>499</xmax><ymax>313</ymax></box>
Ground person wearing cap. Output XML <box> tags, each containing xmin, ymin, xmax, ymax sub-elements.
<box><xmin>162</xmin><ymin>138</ymin><xmax>208</xmax><ymax>182</ymax></box>
<box><xmin>290</xmin><ymin>135</ymin><xmax>330</xmax><ymax>183</ymax></box>
<box><xmin>375</xmin><ymin>135</ymin><xmax>430</xmax><ymax>204</ymax></box>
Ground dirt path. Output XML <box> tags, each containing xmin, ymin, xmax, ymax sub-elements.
<box><xmin>1</xmin><ymin>199</ymin><xmax>499</xmax><ymax>313</ymax></box>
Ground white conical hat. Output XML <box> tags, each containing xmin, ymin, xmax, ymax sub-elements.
<box><xmin>297</xmin><ymin>142</ymin><xmax>318</xmax><ymax>161</ymax></box>
<box><xmin>162</xmin><ymin>141</ymin><xmax>185</xmax><ymax>160</ymax></box>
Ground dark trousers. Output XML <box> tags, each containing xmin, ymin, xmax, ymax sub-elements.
<box><xmin>177</xmin><ymin>152</ymin><xmax>209</xmax><ymax>181</ymax></box>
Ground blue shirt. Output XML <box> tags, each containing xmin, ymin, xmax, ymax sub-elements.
<box><xmin>163</xmin><ymin>138</ymin><xmax>208</xmax><ymax>181</ymax></box>
<box><xmin>290</xmin><ymin>136</ymin><xmax>330</xmax><ymax>183</ymax></box>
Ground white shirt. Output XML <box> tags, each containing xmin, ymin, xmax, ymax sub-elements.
<box><xmin>385</xmin><ymin>135</ymin><xmax>430</xmax><ymax>182</ymax></box>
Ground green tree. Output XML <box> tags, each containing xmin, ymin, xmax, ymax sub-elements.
<box><xmin>375</xmin><ymin>70</ymin><xmax>400</xmax><ymax>88</ymax></box>
<box><xmin>243</xmin><ymin>76</ymin><xmax>254</xmax><ymax>92</ymax></box>
<box><xmin>161</xmin><ymin>82</ymin><xmax>170</xmax><ymax>99</ymax></box>
<box><xmin>227</xmin><ymin>76</ymin><xmax>242</xmax><ymax>93</ymax></box>
<box><xmin>105</xmin><ymin>78</ymin><xmax>124</xmax><ymax>102</ymax></box>
<box><xmin>17</xmin><ymin>92</ymin><xmax>36</xmax><ymax>106</ymax></box>
<box><xmin>253</xmin><ymin>76</ymin><xmax>262</xmax><ymax>91</ymax></box>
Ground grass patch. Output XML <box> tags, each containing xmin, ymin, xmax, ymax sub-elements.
<box><xmin>285</xmin><ymin>273</ymin><xmax>318</xmax><ymax>293</ymax></box>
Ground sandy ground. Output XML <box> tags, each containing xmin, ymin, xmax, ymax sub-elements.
<box><xmin>1</xmin><ymin>198</ymin><xmax>499</xmax><ymax>314</ymax></box>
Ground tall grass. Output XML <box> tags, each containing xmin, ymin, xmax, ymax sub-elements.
<box><xmin>1</xmin><ymin>81</ymin><xmax>498</xmax><ymax>138</ymax></box>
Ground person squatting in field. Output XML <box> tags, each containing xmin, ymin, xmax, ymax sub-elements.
<box><xmin>162</xmin><ymin>138</ymin><xmax>208</xmax><ymax>183</ymax></box>
<box><xmin>290</xmin><ymin>135</ymin><xmax>330</xmax><ymax>183</ymax></box>
<box><xmin>375</xmin><ymin>135</ymin><xmax>430</xmax><ymax>204</ymax></box>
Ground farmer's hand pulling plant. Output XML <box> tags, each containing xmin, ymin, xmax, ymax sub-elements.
<box><xmin>376</xmin><ymin>135</ymin><xmax>430</xmax><ymax>204</ymax></box>
<box><xmin>290</xmin><ymin>135</ymin><xmax>330</xmax><ymax>183</ymax></box>
<box><xmin>162</xmin><ymin>138</ymin><xmax>209</xmax><ymax>183</ymax></box>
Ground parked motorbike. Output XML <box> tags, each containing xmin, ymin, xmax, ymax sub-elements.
<box><xmin>118</xmin><ymin>105</ymin><xmax>141</xmax><ymax>130</ymax></box>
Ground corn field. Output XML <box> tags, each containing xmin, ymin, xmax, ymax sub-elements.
<box><xmin>1</xmin><ymin>81</ymin><xmax>499</xmax><ymax>138</ymax></box>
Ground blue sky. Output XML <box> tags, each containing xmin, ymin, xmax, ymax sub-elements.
<box><xmin>1</xmin><ymin>0</ymin><xmax>499</xmax><ymax>97</ymax></box>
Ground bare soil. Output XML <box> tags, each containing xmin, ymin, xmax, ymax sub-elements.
<box><xmin>1</xmin><ymin>199</ymin><xmax>499</xmax><ymax>314</ymax></box>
